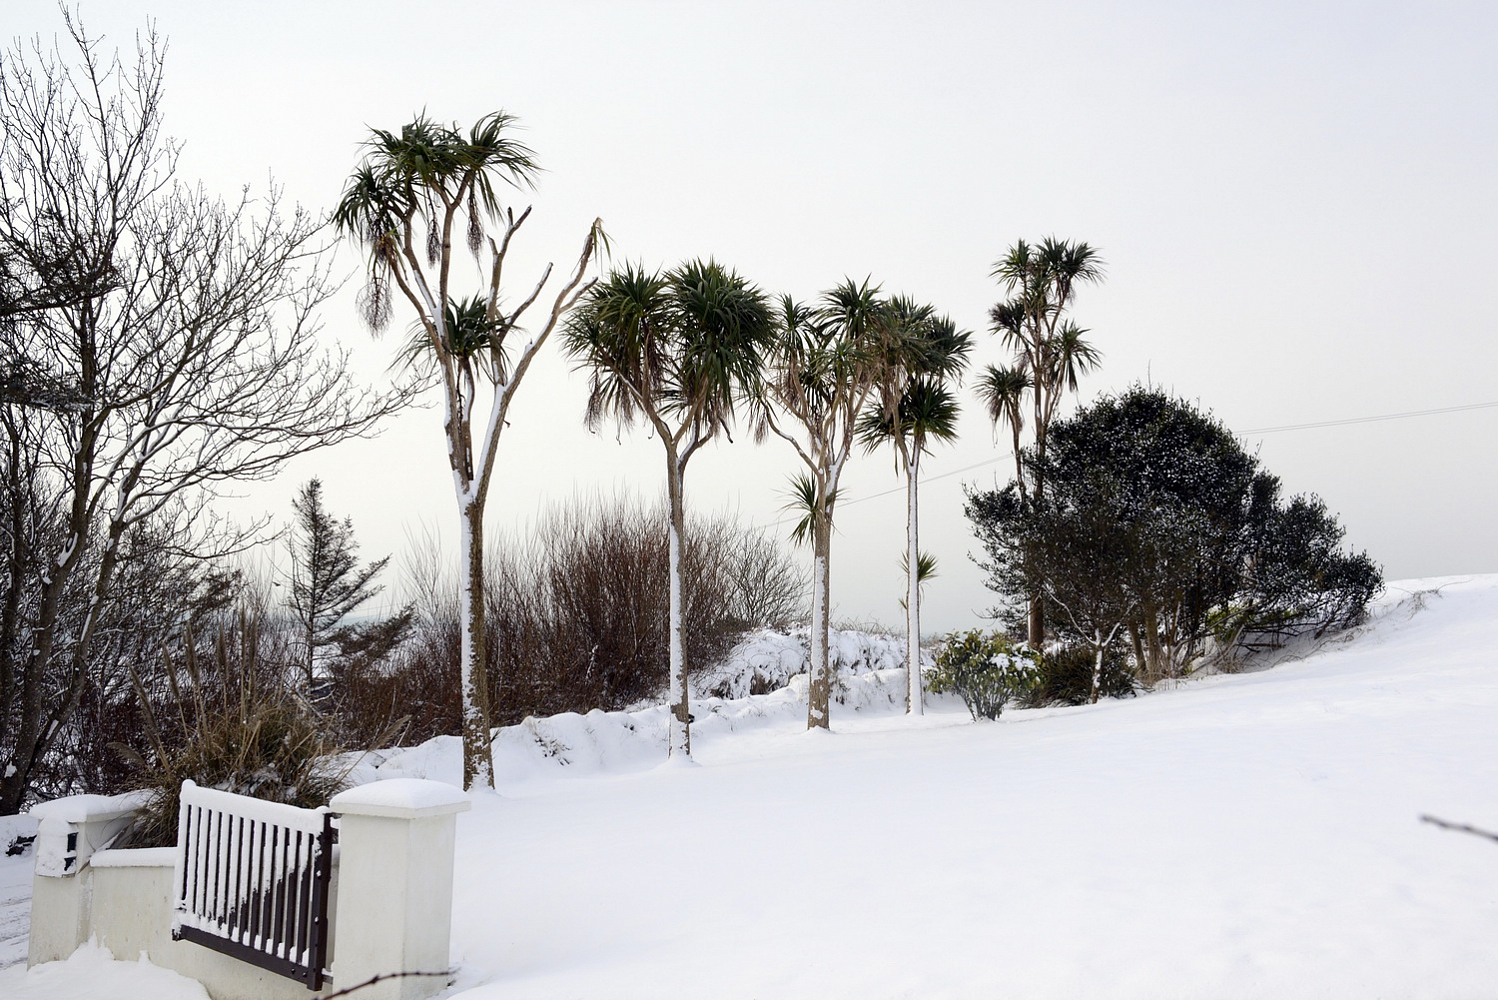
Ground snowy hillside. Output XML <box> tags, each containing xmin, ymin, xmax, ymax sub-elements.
<box><xmin>430</xmin><ymin>577</ymin><xmax>1498</xmax><ymax>999</ymax></box>
<box><xmin>7</xmin><ymin>576</ymin><xmax>1498</xmax><ymax>998</ymax></box>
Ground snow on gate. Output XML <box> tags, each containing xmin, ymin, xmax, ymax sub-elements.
<box><xmin>171</xmin><ymin>780</ymin><xmax>334</xmax><ymax>990</ymax></box>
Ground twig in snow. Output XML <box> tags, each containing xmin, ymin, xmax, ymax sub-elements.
<box><xmin>1420</xmin><ymin>814</ymin><xmax>1498</xmax><ymax>844</ymax></box>
<box><xmin>322</xmin><ymin>969</ymin><xmax>453</xmax><ymax>998</ymax></box>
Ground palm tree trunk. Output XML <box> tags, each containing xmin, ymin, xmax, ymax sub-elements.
<box><xmin>460</xmin><ymin>497</ymin><xmax>495</xmax><ymax>790</ymax></box>
<box><xmin>905</xmin><ymin>446</ymin><xmax>923</xmax><ymax>715</ymax></box>
<box><xmin>665</xmin><ymin>452</ymin><xmax>691</xmax><ymax>757</ymax></box>
<box><xmin>806</xmin><ymin>515</ymin><xmax>832</xmax><ymax>730</ymax></box>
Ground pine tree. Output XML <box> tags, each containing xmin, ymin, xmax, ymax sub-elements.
<box><xmin>286</xmin><ymin>479</ymin><xmax>389</xmax><ymax>689</ymax></box>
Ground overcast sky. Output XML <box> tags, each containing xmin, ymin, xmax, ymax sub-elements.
<box><xmin>11</xmin><ymin>1</ymin><xmax>1498</xmax><ymax>633</ymax></box>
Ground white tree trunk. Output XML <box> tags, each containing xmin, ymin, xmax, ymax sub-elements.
<box><xmin>1091</xmin><ymin>627</ymin><xmax>1103</xmax><ymax>705</ymax></box>
<box><xmin>807</xmin><ymin>531</ymin><xmax>832</xmax><ymax>730</ymax></box>
<box><xmin>666</xmin><ymin>463</ymin><xmax>691</xmax><ymax>757</ymax></box>
<box><xmin>906</xmin><ymin>448</ymin><xmax>923</xmax><ymax>715</ymax></box>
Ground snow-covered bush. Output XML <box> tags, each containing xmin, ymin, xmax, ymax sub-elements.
<box><xmin>692</xmin><ymin>626</ymin><xmax>914</xmax><ymax>700</ymax></box>
<box><xmin>926</xmin><ymin>630</ymin><xmax>1040</xmax><ymax>720</ymax></box>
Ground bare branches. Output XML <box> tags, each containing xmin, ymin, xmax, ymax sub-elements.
<box><xmin>0</xmin><ymin>15</ymin><xmax>408</xmax><ymax>812</ymax></box>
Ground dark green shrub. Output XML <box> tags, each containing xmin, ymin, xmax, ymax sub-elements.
<box><xmin>927</xmin><ymin>630</ymin><xmax>1041</xmax><ymax>720</ymax></box>
<box><xmin>1025</xmin><ymin>645</ymin><xmax>1136</xmax><ymax>707</ymax></box>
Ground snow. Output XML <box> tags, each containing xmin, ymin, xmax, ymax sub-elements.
<box><xmin>88</xmin><ymin>848</ymin><xmax>176</xmax><ymax>869</ymax></box>
<box><xmin>423</xmin><ymin>576</ymin><xmax>1498</xmax><ymax>998</ymax></box>
<box><xmin>0</xmin><ymin>943</ymin><xmax>209</xmax><ymax>999</ymax></box>
<box><xmin>691</xmin><ymin>625</ymin><xmax>924</xmax><ymax>700</ymax></box>
<box><xmin>0</xmin><ymin>814</ymin><xmax>37</xmax><ymax>969</ymax></box>
<box><xmin>378</xmin><ymin>667</ymin><xmax>939</xmax><ymax>789</ymax></box>
<box><xmin>6</xmin><ymin>576</ymin><xmax>1498</xmax><ymax>996</ymax></box>
<box><xmin>330</xmin><ymin>778</ymin><xmax>471</xmax><ymax>816</ymax></box>
<box><xmin>178</xmin><ymin>780</ymin><xmax>325</xmax><ymax>834</ymax></box>
<box><xmin>27</xmin><ymin>792</ymin><xmax>150</xmax><ymax>825</ymax></box>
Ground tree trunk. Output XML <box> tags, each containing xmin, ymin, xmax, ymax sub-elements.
<box><xmin>905</xmin><ymin>447</ymin><xmax>922</xmax><ymax>715</ymax></box>
<box><xmin>1028</xmin><ymin>427</ymin><xmax>1047</xmax><ymax>647</ymax></box>
<box><xmin>806</xmin><ymin>518</ymin><xmax>832</xmax><ymax>730</ymax></box>
<box><xmin>1028</xmin><ymin>598</ymin><xmax>1045</xmax><ymax>649</ymax></box>
<box><xmin>1090</xmin><ymin>628</ymin><xmax>1103</xmax><ymax>704</ymax></box>
<box><xmin>665</xmin><ymin>454</ymin><xmax>691</xmax><ymax>758</ymax></box>
<box><xmin>460</xmin><ymin>499</ymin><xmax>495</xmax><ymax>790</ymax></box>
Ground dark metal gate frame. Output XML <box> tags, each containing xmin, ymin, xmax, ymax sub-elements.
<box><xmin>171</xmin><ymin>780</ymin><xmax>336</xmax><ymax>990</ymax></box>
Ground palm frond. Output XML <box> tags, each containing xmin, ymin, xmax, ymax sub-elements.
<box><xmin>782</xmin><ymin>472</ymin><xmax>835</xmax><ymax>548</ymax></box>
<box><xmin>977</xmin><ymin>364</ymin><xmax>1031</xmax><ymax>432</ymax></box>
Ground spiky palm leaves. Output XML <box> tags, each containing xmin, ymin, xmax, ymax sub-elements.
<box><xmin>985</xmin><ymin>237</ymin><xmax>1105</xmax><ymax>646</ymax></box>
<box><xmin>564</xmin><ymin>259</ymin><xmax>773</xmax><ymax>443</ymax></box>
<box><xmin>982</xmin><ymin>236</ymin><xmax>1103</xmax><ymax>473</ymax></box>
<box><xmin>858</xmin><ymin>302</ymin><xmax>972</xmax><ymax>462</ymax></box>
<box><xmin>398</xmin><ymin>295</ymin><xmax>511</xmax><ymax>383</ymax></box>
<box><xmin>986</xmin><ymin>237</ymin><xmax>1103</xmax><ymax>424</ymax></box>
<box><xmin>333</xmin><ymin>111</ymin><xmax>538</xmax><ymax>336</ymax></box>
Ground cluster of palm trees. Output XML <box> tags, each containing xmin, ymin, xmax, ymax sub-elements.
<box><xmin>335</xmin><ymin>110</ymin><xmax>1103</xmax><ymax>785</ymax></box>
<box><xmin>564</xmin><ymin>269</ymin><xmax>972</xmax><ymax>755</ymax></box>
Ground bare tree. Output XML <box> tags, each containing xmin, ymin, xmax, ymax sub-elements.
<box><xmin>334</xmin><ymin>113</ymin><xmax>603</xmax><ymax>790</ymax></box>
<box><xmin>0</xmin><ymin>15</ymin><xmax>405</xmax><ymax>813</ymax></box>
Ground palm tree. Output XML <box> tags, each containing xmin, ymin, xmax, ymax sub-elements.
<box><xmin>754</xmin><ymin>278</ymin><xmax>912</xmax><ymax>730</ymax></box>
<box><xmin>859</xmin><ymin>310</ymin><xmax>971</xmax><ymax>714</ymax></box>
<box><xmin>563</xmin><ymin>259</ymin><xmax>773</xmax><ymax>759</ymax></box>
<box><xmin>976</xmin><ymin>364</ymin><xmax>1031</xmax><ymax>503</ymax></box>
<box><xmin>986</xmin><ymin>237</ymin><xmax>1103</xmax><ymax>645</ymax></box>
<box><xmin>334</xmin><ymin>112</ymin><xmax>604</xmax><ymax>790</ymax></box>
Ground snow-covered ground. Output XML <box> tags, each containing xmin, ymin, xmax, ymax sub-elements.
<box><xmin>7</xmin><ymin>576</ymin><xmax>1498</xmax><ymax>997</ymax></box>
<box><xmin>0</xmin><ymin>814</ymin><xmax>37</xmax><ymax>969</ymax></box>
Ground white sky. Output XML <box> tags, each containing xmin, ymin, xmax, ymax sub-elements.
<box><xmin>11</xmin><ymin>1</ymin><xmax>1498</xmax><ymax>633</ymax></box>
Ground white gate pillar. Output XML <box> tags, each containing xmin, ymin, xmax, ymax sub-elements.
<box><xmin>328</xmin><ymin>779</ymin><xmax>470</xmax><ymax>1000</ymax></box>
<box><xmin>27</xmin><ymin>792</ymin><xmax>148</xmax><ymax>966</ymax></box>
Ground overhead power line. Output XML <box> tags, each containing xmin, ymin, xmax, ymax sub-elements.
<box><xmin>754</xmin><ymin>398</ymin><xmax>1498</xmax><ymax>531</ymax></box>
<box><xmin>1241</xmin><ymin>399</ymin><xmax>1498</xmax><ymax>435</ymax></box>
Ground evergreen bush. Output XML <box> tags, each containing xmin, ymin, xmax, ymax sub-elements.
<box><xmin>1028</xmin><ymin>645</ymin><xmax>1136</xmax><ymax>706</ymax></box>
<box><xmin>927</xmin><ymin>630</ymin><xmax>1041</xmax><ymax>720</ymax></box>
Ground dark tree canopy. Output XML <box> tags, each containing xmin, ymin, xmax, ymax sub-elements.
<box><xmin>967</xmin><ymin>386</ymin><xmax>1382</xmax><ymax>683</ymax></box>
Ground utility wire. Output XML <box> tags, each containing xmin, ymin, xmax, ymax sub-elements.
<box><xmin>1242</xmin><ymin>399</ymin><xmax>1498</xmax><ymax>435</ymax></box>
<box><xmin>753</xmin><ymin>398</ymin><xmax>1498</xmax><ymax>531</ymax></box>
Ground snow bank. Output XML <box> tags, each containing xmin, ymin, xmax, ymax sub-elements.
<box><xmin>0</xmin><ymin>943</ymin><xmax>209</xmax><ymax>999</ymax></box>
<box><xmin>691</xmin><ymin>626</ymin><xmax>929</xmax><ymax>700</ymax></box>
<box><xmin>377</xmin><ymin>664</ymin><xmax>951</xmax><ymax>788</ymax></box>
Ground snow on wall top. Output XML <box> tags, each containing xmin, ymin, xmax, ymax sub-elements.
<box><xmin>29</xmin><ymin>791</ymin><xmax>152</xmax><ymax>825</ymax></box>
<box><xmin>331</xmin><ymin>778</ymin><xmax>471</xmax><ymax>819</ymax></box>
<box><xmin>89</xmin><ymin>847</ymin><xmax>176</xmax><ymax>869</ymax></box>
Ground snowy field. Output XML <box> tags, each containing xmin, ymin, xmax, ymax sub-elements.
<box><xmin>5</xmin><ymin>576</ymin><xmax>1498</xmax><ymax>998</ymax></box>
